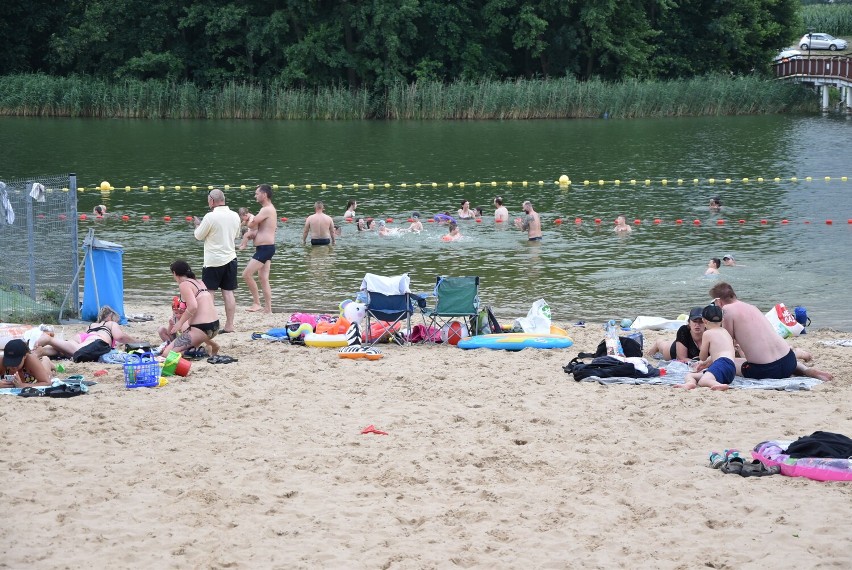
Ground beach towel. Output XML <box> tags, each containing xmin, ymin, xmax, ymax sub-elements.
<box><xmin>574</xmin><ymin>360</ymin><xmax>822</xmax><ymax>391</ymax></box>
<box><xmin>820</xmin><ymin>339</ymin><xmax>852</xmax><ymax>347</ymax></box>
<box><xmin>361</xmin><ymin>273</ymin><xmax>410</xmax><ymax>296</ymax></box>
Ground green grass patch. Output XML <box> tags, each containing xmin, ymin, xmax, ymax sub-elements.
<box><xmin>0</xmin><ymin>73</ymin><xmax>818</xmax><ymax>120</ymax></box>
<box><xmin>803</xmin><ymin>4</ymin><xmax>852</xmax><ymax>37</ymax></box>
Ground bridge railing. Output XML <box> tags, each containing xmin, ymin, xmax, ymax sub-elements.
<box><xmin>775</xmin><ymin>56</ymin><xmax>852</xmax><ymax>83</ymax></box>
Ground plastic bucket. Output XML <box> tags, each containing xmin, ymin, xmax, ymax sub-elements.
<box><xmin>162</xmin><ymin>351</ymin><xmax>192</xmax><ymax>376</ymax></box>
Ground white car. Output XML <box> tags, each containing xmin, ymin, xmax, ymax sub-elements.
<box><xmin>774</xmin><ymin>49</ymin><xmax>801</xmax><ymax>62</ymax></box>
<box><xmin>799</xmin><ymin>33</ymin><xmax>848</xmax><ymax>51</ymax></box>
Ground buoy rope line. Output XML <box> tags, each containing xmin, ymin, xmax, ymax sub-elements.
<box><xmin>23</xmin><ymin>175</ymin><xmax>852</xmax><ymax>192</ymax></box>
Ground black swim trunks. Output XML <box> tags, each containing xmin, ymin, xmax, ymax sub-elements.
<box><xmin>252</xmin><ymin>244</ymin><xmax>276</xmax><ymax>263</ymax></box>
<box><xmin>202</xmin><ymin>258</ymin><xmax>238</xmax><ymax>291</ymax></box>
<box><xmin>191</xmin><ymin>320</ymin><xmax>221</xmax><ymax>338</ymax></box>
<box><xmin>311</xmin><ymin>238</ymin><xmax>331</xmax><ymax>246</ymax></box>
<box><xmin>528</xmin><ymin>237</ymin><xmax>542</xmax><ymax>242</ymax></box>
<box><xmin>73</xmin><ymin>339</ymin><xmax>112</xmax><ymax>363</ymax></box>
<box><xmin>741</xmin><ymin>349</ymin><xmax>797</xmax><ymax>379</ymax></box>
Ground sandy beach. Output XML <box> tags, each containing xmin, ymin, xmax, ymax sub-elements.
<box><xmin>3</xmin><ymin>303</ymin><xmax>852</xmax><ymax>568</ymax></box>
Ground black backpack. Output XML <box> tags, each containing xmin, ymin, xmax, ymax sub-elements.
<box><xmin>562</xmin><ymin>356</ymin><xmax>642</xmax><ymax>381</ymax></box>
<box><xmin>576</xmin><ymin>336</ymin><xmax>643</xmax><ymax>359</ymax></box>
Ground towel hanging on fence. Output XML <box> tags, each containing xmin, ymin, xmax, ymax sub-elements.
<box><xmin>29</xmin><ymin>183</ymin><xmax>45</xmax><ymax>203</ymax></box>
<box><xmin>0</xmin><ymin>182</ymin><xmax>14</xmax><ymax>225</ymax></box>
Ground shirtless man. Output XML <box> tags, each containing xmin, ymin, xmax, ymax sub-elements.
<box><xmin>514</xmin><ymin>200</ymin><xmax>542</xmax><ymax>241</ymax></box>
<box><xmin>494</xmin><ymin>197</ymin><xmax>509</xmax><ymax>223</ymax></box>
<box><xmin>709</xmin><ymin>282</ymin><xmax>832</xmax><ymax>381</ymax></box>
<box><xmin>242</xmin><ymin>184</ymin><xmax>277</xmax><ymax>313</ymax></box>
<box><xmin>614</xmin><ymin>215</ymin><xmax>632</xmax><ymax>233</ymax></box>
<box><xmin>302</xmin><ymin>201</ymin><xmax>335</xmax><ymax>246</ymax></box>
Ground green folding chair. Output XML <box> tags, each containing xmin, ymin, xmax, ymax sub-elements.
<box><xmin>423</xmin><ymin>276</ymin><xmax>480</xmax><ymax>335</ymax></box>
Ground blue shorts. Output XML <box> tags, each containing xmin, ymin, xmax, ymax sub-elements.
<box><xmin>704</xmin><ymin>357</ymin><xmax>736</xmax><ymax>385</ymax></box>
<box><xmin>252</xmin><ymin>244</ymin><xmax>276</xmax><ymax>263</ymax></box>
<box><xmin>741</xmin><ymin>349</ymin><xmax>797</xmax><ymax>380</ymax></box>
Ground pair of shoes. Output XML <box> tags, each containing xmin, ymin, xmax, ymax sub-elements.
<box><xmin>43</xmin><ymin>384</ymin><xmax>85</xmax><ymax>398</ymax></box>
<box><xmin>206</xmin><ymin>355</ymin><xmax>238</xmax><ymax>364</ymax></box>
<box><xmin>573</xmin><ymin>321</ymin><xmax>586</xmax><ymax>327</ymax></box>
<box><xmin>184</xmin><ymin>347</ymin><xmax>209</xmax><ymax>360</ymax></box>
<box><xmin>218</xmin><ymin>329</ymin><xmax>234</xmax><ymax>335</ymax></box>
<box><xmin>739</xmin><ymin>460</ymin><xmax>781</xmax><ymax>477</ymax></box>
<box><xmin>18</xmin><ymin>387</ymin><xmax>45</xmax><ymax>398</ymax></box>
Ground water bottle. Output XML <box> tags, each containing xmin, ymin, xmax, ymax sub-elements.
<box><xmin>605</xmin><ymin>320</ymin><xmax>624</xmax><ymax>357</ymax></box>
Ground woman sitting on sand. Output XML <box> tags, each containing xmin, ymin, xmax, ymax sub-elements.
<box><xmin>645</xmin><ymin>307</ymin><xmax>705</xmax><ymax>361</ymax></box>
<box><xmin>36</xmin><ymin>305</ymin><xmax>139</xmax><ymax>362</ymax></box>
<box><xmin>160</xmin><ymin>260</ymin><xmax>220</xmax><ymax>357</ymax></box>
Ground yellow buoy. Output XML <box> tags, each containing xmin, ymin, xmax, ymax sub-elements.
<box><xmin>99</xmin><ymin>181</ymin><xmax>111</xmax><ymax>191</ymax></box>
<box><xmin>432</xmin><ymin>182</ymin><xmax>438</xmax><ymax>187</ymax></box>
<box><xmin>175</xmin><ymin>185</ymin><xmax>181</xmax><ymax>190</ymax></box>
<box><xmin>558</xmin><ymin>174</ymin><xmax>569</xmax><ymax>185</ymax></box>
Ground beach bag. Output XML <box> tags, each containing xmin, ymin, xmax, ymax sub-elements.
<box><xmin>577</xmin><ymin>336</ymin><xmax>643</xmax><ymax>359</ymax></box>
<box><xmin>514</xmin><ymin>299</ymin><xmax>551</xmax><ymax>334</ymax></box>
<box><xmin>473</xmin><ymin>305</ymin><xmax>501</xmax><ymax>336</ymax></box>
<box><xmin>562</xmin><ymin>356</ymin><xmax>643</xmax><ymax>381</ymax></box>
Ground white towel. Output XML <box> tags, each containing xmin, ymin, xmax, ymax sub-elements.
<box><xmin>361</xmin><ymin>273</ymin><xmax>410</xmax><ymax>295</ymax></box>
<box><xmin>29</xmin><ymin>183</ymin><xmax>46</xmax><ymax>203</ymax></box>
<box><xmin>0</xmin><ymin>183</ymin><xmax>13</xmax><ymax>225</ymax></box>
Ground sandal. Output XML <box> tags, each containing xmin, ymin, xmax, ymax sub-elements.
<box><xmin>720</xmin><ymin>457</ymin><xmax>745</xmax><ymax>474</ymax></box>
<box><xmin>18</xmin><ymin>387</ymin><xmax>45</xmax><ymax>398</ymax></box>
<box><xmin>739</xmin><ymin>460</ymin><xmax>781</xmax><ymax>477</ymax></box>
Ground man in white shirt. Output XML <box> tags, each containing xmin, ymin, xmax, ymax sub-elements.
<box><xmin>193</xmin><ymin>189</ymin><xmax>241</xmax><ymax>333</ymax></box>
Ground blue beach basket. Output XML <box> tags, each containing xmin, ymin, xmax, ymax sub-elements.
<box><xmin>124</xmin><ymin>352</ymin><xmax>161</xmax><ymax>388</ymax></box>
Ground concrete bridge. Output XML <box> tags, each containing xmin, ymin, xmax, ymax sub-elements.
<box><xmin>774</xmin><ymin>56</ymin><xmax>852</xmax><ymax>111</ymax></box>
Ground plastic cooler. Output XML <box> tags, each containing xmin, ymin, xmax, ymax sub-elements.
<box><xmin>124</xmin><ymin>352</ymin><xmax>161</xmax><ymax>388</ymax></box>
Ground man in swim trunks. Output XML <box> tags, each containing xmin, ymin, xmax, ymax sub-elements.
<box><xmin>710</xmin><ymin>282</ymin><xmax>832</xmax><ymax>381</ymax></box>
<box><xmin>194</xmin><ymin>189</ymin><xmax>241</xmax><ymax>333</ymax></box>
<box><xmin>302</xmin><ymin>201</ymin><xmax>335</xmax><ymax>246</ymax></box>
<box><xmin>675</xmin><ymin>305</ymin><xmax>736</xmax><ymax>391</ymax></box>
<box><xmin>514</xmin><ymin>200</ymin><xmax>542</xmax><ymax>241</ymax></box>
<box><xmin>242</xmin><ymin>184</ymin><xmax>277</xmax><ymax>314</ymax></box>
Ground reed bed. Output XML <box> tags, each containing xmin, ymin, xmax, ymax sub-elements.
<box><xmin>0</xmin><ymin>73</ymin><xmax>816</xmax><ymax>120</ymax></box>
<box><xmin>803</xmin><ymin>4</ymin><xmax>852</xmax><ymax>37</ymax></box>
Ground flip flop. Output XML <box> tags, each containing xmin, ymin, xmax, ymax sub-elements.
<box><xmin>739</xmin><ymin>460</ymin><xmax>781</xmax><ymax>477</ymax></box>
<box><xmin>218</xmin><ymin>329</ymin><xmax>234</xmax><ymax>334</ymax></box>
<box><xmin>206</xmin><ymin>355</ymin><xmax>238</xmax><ymax>364</ymax></box>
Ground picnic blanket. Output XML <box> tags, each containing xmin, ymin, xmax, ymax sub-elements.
<box><xmin>575</xmin><ymin>360</ymin><xmax>822</xmax><ymax>391</ymax></box>
<box><xmin>0</xmin><ymin>377</ymin><xmax>93</xmax><ymax>396</ymax></box>
<box><xmin>820</xmin><ymin>339</ymin><xmax>852</xmax><ymax>347</ymax></box>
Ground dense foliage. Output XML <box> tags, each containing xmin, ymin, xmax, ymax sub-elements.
<box><xmin>803</xmin><ymin>3</ymin><xmax>852</xmax><ymax>35</ymax></box>
<box><xmin>0</xmin><ymin>0</ymin><xmax>804</xmax><ymax>88</ymax></box>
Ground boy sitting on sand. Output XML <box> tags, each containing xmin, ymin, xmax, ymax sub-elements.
<box><xmin>676</xmin><ymin>305</ymin><xmax>736</xmax><ymax>391</ymax></box>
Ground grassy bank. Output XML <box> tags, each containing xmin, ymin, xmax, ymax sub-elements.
<box><xmin>0</xmin><ymin>73</ymin><xmax>817</xmax><ymax>120</ymax></box>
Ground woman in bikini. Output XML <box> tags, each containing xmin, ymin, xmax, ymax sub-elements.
<box><xmin>161</xmin><ymin>260</ymin><xmax>220</xmax><ymax>356</ymax></box>
<box><xmin>36</xmin><ymin>305</ymin><xmax>139</xmax><ymax>362</ymax></box>
<box><xmin>457</xmin><ymin>200</ymin><xmax>475</xmax><ymax>220</ymax></box>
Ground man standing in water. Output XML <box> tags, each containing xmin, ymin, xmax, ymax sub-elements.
<box><xmin>194</xmin><ymin>189</ymin><xmax>240</xmax><ymax>333</ymax></box>
<box><xmin>514</xmin><ymin>200</ymin><xmax>542</xmax><ymax>241</ymax></box>
<box><xmin>302</xmin><ymin>201</ymin><xmax>336</xmax><ymax>246</ymax></box>
<box><xmin>493</xmin><ymin>196</ymin><xmax>509</xmax><ymax>223</ymax></box>
<box><xmin>243</xmin><ymin>184</ymin><xmax>277</xmax><ymax>313</ymax></box>
<box><xmin>709</xmin><ymin>282</ymin><xmax>832</xmax><ymax>381</ymax></box>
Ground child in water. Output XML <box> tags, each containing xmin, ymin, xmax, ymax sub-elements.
<box><xmin>442</xmin><ymin>222</ymin><xmax>461</xmax><ymax>242</ymax></box>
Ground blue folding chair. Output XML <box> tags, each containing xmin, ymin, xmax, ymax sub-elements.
<box><xmin>361</xmin><ymin>273</ymin><xmax>421</xmax><ymax>347</ymax></box>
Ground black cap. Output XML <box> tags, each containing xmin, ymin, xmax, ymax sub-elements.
<box><xmin>2</xmin><ymin>339</ymin><xmax>28</xmax><ymax>368</ymax></box>
<box><xmin>688</xmin><ymin>307</ymin><xmax>703</xmax><ymax>321</ymax></box>
<box><xmin>702</xmin><ymin>305</ymin><xmax>724</xmax><ymax>323</ymax></box>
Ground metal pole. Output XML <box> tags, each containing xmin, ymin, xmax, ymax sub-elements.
<box><xmin>70</xmin><ymin>173</ymin><xmax>80</xmax><ymax>316</ymax></box>
<box><xmin>26</xmin><ymin>181</ymin><xmax>36</xmax><ymax>300</ymax></box>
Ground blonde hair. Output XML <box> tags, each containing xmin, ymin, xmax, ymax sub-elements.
<box><xmin>97</xmin><ymin>305</ymin><xmax>118</xmax><ymax>322</ymax></box>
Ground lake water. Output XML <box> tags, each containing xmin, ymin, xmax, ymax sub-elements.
<box><xmin>1</xmin><ymin>115</ymin><xmax>851</xmax><ymax>329</ymax></box>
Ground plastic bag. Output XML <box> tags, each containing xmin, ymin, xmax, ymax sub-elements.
<box><xmin>514</xmin><ymin>299</ymin><xmax>551</xmax><ymax>334</ymax></box>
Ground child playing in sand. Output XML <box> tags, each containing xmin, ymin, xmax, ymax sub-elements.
<box><xmin>675</xmin><ymin>305</ymin><xmax>736</xmax><ymax>391</ymax></box>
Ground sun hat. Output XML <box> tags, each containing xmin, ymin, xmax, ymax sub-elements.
<box><xmin>688</xmin><ymin>307</ymin><xmax>703</xmax><ymax>321</ymax></box>
<box><xmin>702</xmin><ymin>305</ymin><xmax>724</xmax><ymax>323</ymax></box>
<box><xmin>2</xmin><ymin>339</ymin><xmax>28</xmax><ymax>368</ymax></box>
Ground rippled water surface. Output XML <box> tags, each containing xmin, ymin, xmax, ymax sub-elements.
<box><xmin>2</xmin><ymin>115</ymin><xmax>851</xmax><ymax>329</ymax></box>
